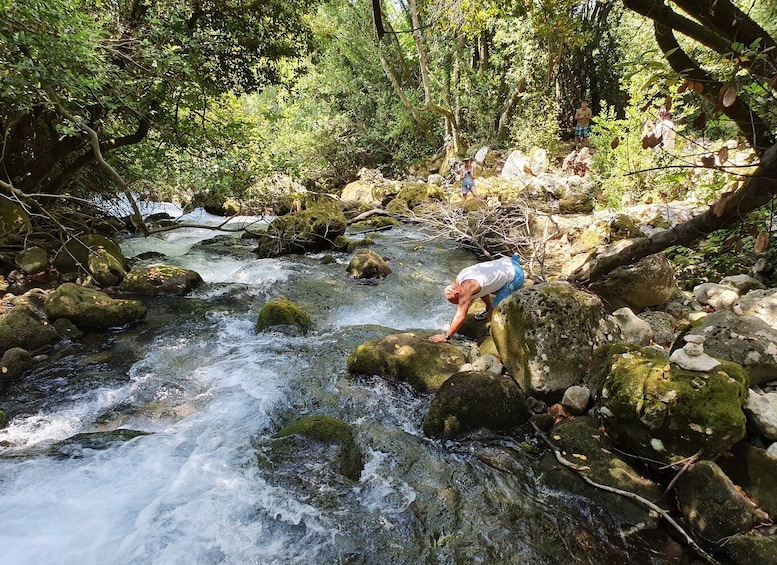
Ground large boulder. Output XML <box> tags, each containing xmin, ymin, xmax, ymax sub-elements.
<box><xmin>347</xmin><ymin>332</ymin><xmax>465</xmax><ymax>393</ymax></box>
<box><xmin>119</xmin><ymin>265</ymin><xmax>203</xmax><ymax>296</ymax></box>
<box><xmin>423</xmin><ymin>371</ymin><xmax>530</xmax><ymax>438</ymax></box>
<box><xmin>490</xmin><ymin>281</ymin><xmax>614</xmax><ymax>399</ymax></box>
<box><xmin>588</xmin><ymin>343</ymin><xmax>749</xmax><ymax>464</ymax></box>
<box><xmin>44</xmin><ymin>283</ymin><xmax>147</xmax><ymax>330</ymax></box>
<box><xmin>252</xmin><ymin>196</ymin><xmax>347</xmax><ymax>257</ymax></box>
<box><xmin>340</xmin><ymin>169</ymin><xmax>401</xmax><ymax>208</ymax></box>
<box><xmin>682</xmin><ymin>311</ymin><xmax>777</xmax><ymax>386</ymax></box>
<box><xmin>346</xmin><ymin>249</ymin><xmax>391</xmax><ymax>279</ymax></box>
<box><xmin>589</xmin><ymin>252</ymin><xmax>677</xmax><ymax>312</ymax></box>
<box><xmin>0</xmin><ymin>347</ymin><xmax>34</xmax><ymax>382</ymax></box>
<box><xmin>0</xmin><ymin>305</ymin><xmax>60</xmax><ymax>354</ymax></box>
<box><xmin>256</xmin><ymin>296</ymin><xmax>312</xmax><ymax>335</ymax></box>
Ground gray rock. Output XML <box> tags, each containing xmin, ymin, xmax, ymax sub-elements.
<box><xmin>693</xmin><ymin>282</ymin><xmax>739</xmax><ymax>310</ymax></box>
<box><xmin>561</xmin><ymin>385</ymin><xmax>591</xmax><ymax>415</ymax></box>
<box><xmin>611</xmin><ymin>307</ymin><xmax>654</xmax><ymax>345</ymax></box>
<box><xmin>638</xmin><ymin>311</ymin><xmax>676</xmax><ymax>347</ymax></box>
<box><xmin>733</xmin><ymin>288</ymin><xmax>777</xmax><ymax>327</ymax></box>
<box><xmin>589</xmin><ymin>253</ymin><xmax>677</xmax><ymax>312</ymax></box>
<box><xmin>719</xmin><ymin>274</ymin><xmax>765</xmax><ymax>294</ymax></box>
<box><xmin>744</xmin><ymin>390</ymin><xmax>777</xmax><ymax>441</ymax></box>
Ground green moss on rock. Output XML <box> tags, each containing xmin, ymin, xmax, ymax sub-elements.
<box><xmin>275</xmin><ymin>415</ymin><xmax>364</xmax><ymax>480</ymax></box>
<box><xmin>256</xmin><ymin>296</ymin><xmax>312</xmax><ymax>334</ymax></box>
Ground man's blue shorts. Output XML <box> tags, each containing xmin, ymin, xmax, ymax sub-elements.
<box><xmin>493</xmin><ymin>254</ymin><xmax>524</xmax><ymax>307</ymax></box>
<box><xmin>575</xmin><ymin>125</ymin><xmax>590</xmax><ymax>139</ymax></box>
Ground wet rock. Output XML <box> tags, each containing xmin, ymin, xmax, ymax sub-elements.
<box><xmin>423</xmin><ymin>371</ymin><xmax>530</xmax><ymax>438</ymax></box>
<box><xmin>44</xmin><ymin>282</ymin><xmax>147</xmax><ymax>330</ymax></box>
<box><xmin>273</xmin><ymin>414</ymin><xmax>364</xmax><ymax>481</ymax></box>
<box><xmin>347</xmin><ymin>332</ymin><xmax>465</xmax><ymax>393</ymax></box>
<box><xmin>718</xmin><ymin>441</ymin><xmax>777</xmax><ymax>518</ymax></box>
<box><xmin>346</xmin><ymin>249</ymin><xmax>391</xmax><ymax>280</ymax></box>
<box><xmin>256</xmin><ymin>296</ymin><xmax>312</xmax><ymax>335</ymax></box>
<box><xmin>725</xmin><ymin>534</ymin><xmax>777</xmax><ymax>565</ymax></box>
<box><xmin>53</xmin><ymin>234</ymin><xmax>128</xmax><ymax>281</ymax></box>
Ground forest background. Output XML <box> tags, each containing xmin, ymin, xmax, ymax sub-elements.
<box><xmin>2</xmin><ymin>0</ymin><xmax>777</xmax><ymax>278</ymax></box>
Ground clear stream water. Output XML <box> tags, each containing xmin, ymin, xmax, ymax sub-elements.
<box><xmin>0</xmin><ymin>209</ymin><xmax>685</xmax><ymax>564</ymax></box>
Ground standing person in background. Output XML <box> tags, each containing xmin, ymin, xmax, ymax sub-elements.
<box><xmin>652</xmin><ymin>108</ymin><xmax>676</xmax><ymax>150</ymax></box>
<box><xmin>459</xmin><ymin>157</ymin><xmax>481</xmax><ymax>201</ymax></box>
<box><xmin>573</xmin><ymin>101</ymin><xmax>593</xmax><ymax>146</ymax></box>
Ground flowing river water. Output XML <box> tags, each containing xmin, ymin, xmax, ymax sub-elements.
<box><xmin>0</xmin><ymin>209</ymin><xmax>684</xmax><ymax>564</ymax></box>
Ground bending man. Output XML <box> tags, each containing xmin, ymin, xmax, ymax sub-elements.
<box><xmin>430</xmin><ymin>254</ymin><xmax>524</xmax><ymax>343</ymax></box>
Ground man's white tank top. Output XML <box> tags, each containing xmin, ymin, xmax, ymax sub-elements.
<box><xmin>456</xmin><ymin>256</ymin><xmax>515</xmax><ymax>299</ymax></box>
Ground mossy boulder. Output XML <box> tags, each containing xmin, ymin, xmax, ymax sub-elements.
<box><xmin>44</xmin><ymin>282</ymin><xmax>147</xmax><ymax>330</ymax></box>
<box><xmin>119</xmin><ymin>265</ymin><xmax>203</xmax><ymax>296</ymax></box>
<box><xmin>0</xmin><ymin>347</ymin><xmax>33</xmax><ymax>382</ymax></box>
<box><xmin>15</xmin><ymin>246</ymin><xmax>50</xmax><ymax>275</ymax></box>
<box><xmin>253</xmin><ymin>196</ymin><xmax>347</xmax><ymax>257</ymax></box>
<box><xmin>274</xmin><ymin>415</ymin><xmax>364</xmax><ymax>481</ymax></box>
<box><xmin>675</xmin><ymin>460</ymin><xmax>766</xmax><ymax>542</ymax></box>
<box><xmin>0</xmin><ymin>305</ymin><xmax>60</xmax><ymax>354</ymax></box>
<box><xmin>87</xmin><ymin>247</ymin><xmax>127</xmax><ymax>287</ymax></box>
<box><xmin>0</xmin><ymin>198</ymin><xmax>32</xmax><ymax>245</ymax></box>
<box><xmin>423</xmin><ymin>371</ymin><xmax>530</xmax><ymax>438</ymax></box>
<box><xmin>256</xmin><ymin>296</ymin><xmax>312</xmax><ymax>335</ymax></box>
<box><xmin>538</xmin><ymin>416</ymin><xmax>665</xmax><ymax>525</ymax></box>
<box><xmin>490</xmin><ymin>281</ymin><xmax>612</xmax><ymax>399</ymax></box>
<box><xmin>347</xmin><ymin>332</ymin><xmax>466</xmax><ymax>393</ymax></box>
<box><xmin>346</xmin><ymin>248</ymin><xmax>391</xmax><ymax>279</ymax></box>
<box><xmin>589</xmin><ymin>343</ymin><xmax>749</xmax><ymax>464</ymax></box>
<box><xmin>53</xmin><ymin>235</ymin><xmax>128</xmax><ymax>283</ymax></box>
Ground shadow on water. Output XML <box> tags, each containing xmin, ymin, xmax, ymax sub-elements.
<box><xmin>0</xmin><ymin>223</ymin><xmax>692</xmax><ymax>564</ymax></box>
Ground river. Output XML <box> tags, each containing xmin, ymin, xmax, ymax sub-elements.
<box><xmin>0</xmin><ymin>208</ymin><xmax>684</xmax><ymax>564</ymax></box>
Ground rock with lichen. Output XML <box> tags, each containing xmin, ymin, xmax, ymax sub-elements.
<box><xmin>588</xmin><ymin>343</ymin><xmax>749</xmax><ymax>464</ymax></box>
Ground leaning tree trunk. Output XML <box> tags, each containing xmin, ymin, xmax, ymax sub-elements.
<box><xmin>570</xmin><ymin>142</ymin><xmax>777</xmax><ymax>284</ymax></box>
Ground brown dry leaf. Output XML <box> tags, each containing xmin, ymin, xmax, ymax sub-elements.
<box><xmin>755</xmin><ymin>232</ymin><xmax>769</xmax><ymax>254</ymax></box>
<box><xmin>692</xmin><ymin>81</ymin><xmax>704</xmax><ymax>94</ymax></box>
<box><xmin>611</xmin><ymin>137</ymin><xmax>620</xmax><ymax>149</ymax></box>
<box><xmin>712</xmin><ymin>192</ymin><xmax>733</xmax><ymax>217</ymax></box>
<box><xmin>642</xmin><ymin>133</ymin><xmax>660</xmax><ymax>149</ymax></box>
<box><xmin>701</xmin><ymin>154</ymin><xmax>716</xmax><ymax>168</ymax></box>
<box><xmin>572</xmin><ymin>453</ymin><xmax>588</xmax><ymax>461</ymax></box>
<box><xmin>722</xmin><ymin>84</ymin><xmax>738</xmax><ymax>107</ymax></box>
<box><xmin>677</xmin><ymin>80</ymin><xmax>689</xmax><ymax>94</ymax></box>
<box><xmin>553</xmin><ymin>435</ymin><xmax>561</xmax><ymax>441</ymax></box>
<box><xmin>770</xmin><ymin>75</ymin><xmax>777</xmax><ymax>89</ymax></box>
<box><xmin>640</xmin><ymin>102</ymin><xmax>651</xmax><ymax>113</ymax></box>
<box><xmin>735</xmin><ymin>239</ymin><xmax>744</xmax><ymax>253</ymax></box>
<box><xmin>1</xmin><ymin>366</ymin><xmax>7</xmax><ymax>374</ymax></box>
<box><xmin>665</xmin><ymin>96</ymin><xmax>672</xmax><ymax>110</ymax></box>
<box><xmin>693</xmin><ymin>112</ymin><xmax>707</xmax><ymax>129</ymax></box>
<box><xmin>718</xmin><ymin>146</ymin><xmax>729</xmax><ymax>164</ymax></box>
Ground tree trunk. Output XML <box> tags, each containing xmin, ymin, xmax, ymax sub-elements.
<box><xmin>571</xmin><ymin>142</ymin><xmax>777</xmax><ymax>284</ymax></box>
